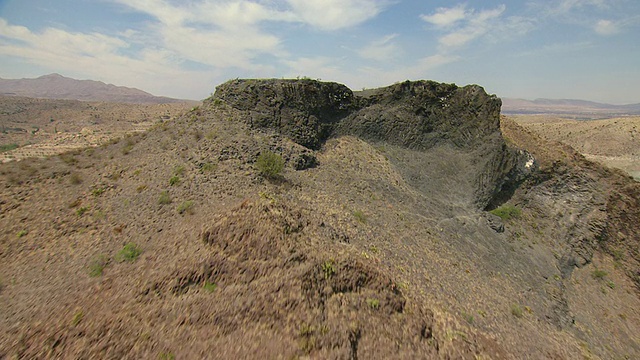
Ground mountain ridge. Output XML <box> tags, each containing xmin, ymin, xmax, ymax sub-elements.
<box><xmin>0</xmin><ymin>73</ymin><xmax>187</xmax><ymax>104</ymax></box>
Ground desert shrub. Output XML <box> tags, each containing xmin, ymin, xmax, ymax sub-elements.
<box><xmin>366</xmin><ymin>298</ymin><xmax>380</xmax><ymax>309</ymax></box>
<box><xmin>115</xmin><ymin>243</ymin><xmax>142</xmax><ymax>262</ymax></box>
<box><xmin>511</xmin><ymin>304</ymin><xmax>523</xmax><ymax>318</ymax></box>
<box><xmin>592</xmin><ymin>269</ymin><xmax>608</xmax><ymax>279</ymax></box>
<box><xmin>76</xmin><ymin>206</ymin><xmax>89</xmax><ymax>216</ymax></box>
<box><xmin>158</xmin><ymin>191</ymin><xmax>172</xmax><ymax>204</ymax></box>
<box><xmin>169</xmin><ymin>175</ymin><xmax>180</xmax><ymax>186</ymax></box>
<box><xmin>17</xmin><ymin>230</ymin><xmax>28</xmax><ymax>238</ymax></box>
<box><xmin>71</xmin><ymin>311</ymin><xmax>84</xmax><ymax>326</ymax></box>
<box><xmin>353</xmin><ymin>210</ymin><xmax>367</xmax><ymax>224</ymax></box>
<box><xmin>173</xmin><ymin>165</ymin><xmax>185</xmax><ymax>176</ymax></box>
<box><xmin>69</xmin><ymin>172</ymin><xmax>83</xmax><ymax>185</ymax></box>
<box><xmin>322</xmin><ymin>260</ymin><xmax>336</xmax><ymax>279</ymax></box>
<box><xmin>490</xmin><ymin>204</ymin><xmax>521</xmax><ymax>220</ymax></box>
<box><xmin>88</xmin><ymin>254</ymin><xmax>109</xmax><ymax>277</ymax></box>
<box><xmin>177</xmin><ymin>200</ymin><xmax>194</xmax><ymax>214</ymax></box>
<box><xmin>203</xmin><ymin>281</ymin><xmax>217</xmax><ymax>292</ymax></box>
<box><xmin>256</xmin><ymin>151</ymin><xmax>284</xmax><ymax>179</ymax></box>
<box><xmin>0</xmin><ymin>143</ymin><xmax>18</xmax><ymax>152</ymax></box>
<box><xmin>92</xmin><ymin>187</ymin><xmax>106</xmax><ymax>196</ymax></box>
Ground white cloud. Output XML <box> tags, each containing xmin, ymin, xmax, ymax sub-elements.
<box><xmin>286</xmin><ymin>0</ymin><xmax>387</xmax><ymax>30</ymax></box>
<box><xmin>420</xmin><ymin>5</ymin><xmax>467</xmax><ymax>28</ymax></box>
<box><xmin>422</xmin><ymin>5</ymin><xmax>506</xmax><ymax>49</ymax></box>
<box><xmin>357</xmin><ymin>34</ymin><xmax>400</xmax><ymax>62</ymax></box>
<box><xmin>594</xmin><ymin>19</ymin><xmax>619</xmax><ymax>35</ymax></box>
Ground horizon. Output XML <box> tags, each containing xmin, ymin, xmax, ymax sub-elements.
<box><xmin>1</xmin><ymin>1</ymin><xmax>639</xmax><ymax>104</ymax></box>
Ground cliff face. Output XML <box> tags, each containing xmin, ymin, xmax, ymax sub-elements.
<box><xmin>210</xmin><ymin>79</ymin><xmax>530</xmax><ymax>210</ymax></box>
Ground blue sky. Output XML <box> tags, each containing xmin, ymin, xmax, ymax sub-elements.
<box><xmin>0</xmin><ymin>0</ymin><xmax>639</xmax><ymax>103</ymax></box>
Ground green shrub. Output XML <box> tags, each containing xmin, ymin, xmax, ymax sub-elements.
<box><xmin>177</xmin><ymin>200</ymin><xmax>194</xmax><ymax>215</ymax></box>
<box><xmin>353</xmin><ymin>210</ymin><xmax>367</xmax><ymax>224</ymax></box>
<box><xmin>592</xmin><ymin>269</ymin><xmax>608</xmax><ymax>279</ymax></box>
<box><xmin>256</xmin><ymin>151</ymin><xmax>285</xmax><ymax>179</ymax></box>
<box><xmin>71</xmin><ymin>311</ymin><xmax>84</xmax><ymax>326</ymax></box>
<box><xmin>158</xmin><ymin>191</ymin><xmax>172</xmax><ymax>205</ymax></box>
<box><xmin>490</xmin><ymin>204</ymin><xmax>521</xmax><ymax>220</ymax></box>
<box><xmin>366</xmin><ymin>298</ymin><xmax>380</xmax><ymax>309</ymax></box>
<box><xmin>88</xmin><ymin>254</ymin><xmax>109</xmax><ymax>277</ymax></box>
<box><xmin>0</xmin><ymin>143</ymin><xmax>18</xmax><ymax>152</ymax></box>
<box><xmin>115</xmin><ymin>243</ymin><xmax>142</xmax><ymax>262</ymax></box>
<box><xmin>322</xmin><ymin>260</ymin><xmax>336</xmax><ymax>279</ymax></box>
<box><xmin>203</xmin><ymin>281</ymin><xmax>217</xmax><ymax>292</ymax></box>
<box><xmin>511</xmin><ymin>304</ymin><xmax>523</xmax><ymax>318</ymax></box>
<box><xmin>76</xmin><ymin>206</ymin><xmax>89</xmax><ymax>216</ymax></box>
<box><xmin>17</xmin><ymin>230</ymin><xmax>28</xmax><ymax>238</ymax></box>
<box><xmin>169</xmin><ymin>175</ymin><xmax>180</xmax><ymax>186</ymax></box>
<box><xmin>173</xmin><ymin>165</ymin><xmax>185</xmax><ymax>176</ymax></box>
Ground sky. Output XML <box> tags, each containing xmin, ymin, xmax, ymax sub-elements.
<box><xmin>0</xmin><ymin>0</ymin><xmax>639</xmax><ymax>104</ymax></box>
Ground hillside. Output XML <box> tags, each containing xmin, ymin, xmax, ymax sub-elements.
<box><xmin>0</xmin><ymin>79</ymin><xmax>638</xmax><ymax>359</ymax></box>
<box><xmin>0</xmin><ymin>96</ymin><xmax>197</xmax><ymax>162</ymax></box>
<box><xmin>0</xmin><ymin>74</ymin><xmax>186</xmax><ymax>103</ymax></box>
<box><xmin>513</xmin><ymin>115</ymin><xmax>640</xmax><ymax>180</ymax></box>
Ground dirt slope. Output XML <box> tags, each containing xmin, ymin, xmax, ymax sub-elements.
<box><xmin>513</xmin><ymin>115</ymin><xmax>640</xmax><ymax>180</ymax></box>
<box><xmin>0</xmin><ymin>79</ymin><xmax>638</xmax><ymax>359</ymax></box>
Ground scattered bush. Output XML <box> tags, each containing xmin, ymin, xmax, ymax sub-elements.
<box><xmin>88</xmin><ymin>254</ymin><xmax>109</xmax><ymax>277</ymax></box>
<box><xmin>16</xmin><ymin>230</ymin><xmax>28</xmax><ymax>238</ymax></box>
<box><xmin>69</xmin><ymin>172</ymin><xmax>83</xmax><ymax>185</ymax></box>
<box><xmin>353</xmin><ymin>210</ymin><xmax>367</xmax><ymax>224</ymax></box>
<box><xmin>203</xmin><ymin>281</ymin><xmax>217</xmax><ymax>292</ymax></box>
<box><xmin>169</xmin><ymin>175</ymin><xmax>180</xmax><ymax>186</ymax></box>
<box><xmin>366</xmin><ymin>298</ymin><xmax>380</xmax><ymax>309</ymax></box>
<box><xmin>177</xmin><ymin>200</ymin><xmax>194</xmax><ymax>215</ymax></box>
<box><xmin>511</xmin><ymin>304</ymin><xmax>523</xmax><ymax>318</ymax></box>
<box><xmin>158</xmin><ymin>191</ymin><xmax>172</xmax><ymax>205</ymax></box>
<box><xmin>136</xmin><ymin>184</ymin><xmax>148</xmax><ymax>193</ymax></box>
<box><xmin>76</xmin><ymin>206</ymin><xmax>89</xmax><ymax>216</ymax></box>
<box><xmin>322</xmin><ymin>260</ymin><xmax>336</xmax><ymax>279</ymax></box>
<box><xmin>173</xmin><ymin>165</ymin><xmax>185</xmax><ymax>176</ymax></box>
<box><xmin>490</xmin><ymin>204</ymin><xmax>521</xmax><ymax>221</ymax></box>
<box><xmin>592</xmin><ymin>269</ymin><xmax>608</xmax><ymax>279</ymax></box>
<box><xmin>256</xmin><ymin>151</ymin><xmax>285</xmax><ymax>179</ymax></box>
<box><xmin>91</xmin><ymin>187</ymin><xmax>106</xmax><ymax>196</ymax></box>
<box><xmin>71</xmin><ymin>311</ymin><xmax>84</xmax><ymax>326</ymax></box>
<box><xmin>0</xmin><ymin>143</ymin><xmax>18</xmax><ymax>152</ymax></box>
<box><xmin>115</xmin><ymin>243</ymin><xmax>142</xmax><ymax>262</ymax></box>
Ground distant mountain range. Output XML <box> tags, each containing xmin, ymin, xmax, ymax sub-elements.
<box><xmin>0</xmin><ymin>74</ymin><xmax>186</xmax><ymax>103</ymax></box>
<box><xmin>502</xmin><ymin>98</ymin><xmax>640</xmax><ymax>116</ymax></box>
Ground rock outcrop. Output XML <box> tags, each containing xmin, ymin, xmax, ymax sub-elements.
<box><xmin>209</xmin><ymin>78</ymin><xmax>532</xmax><ymax>209</ymax></box>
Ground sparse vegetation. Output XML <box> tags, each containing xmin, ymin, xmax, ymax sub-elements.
<box><xmin>169</xmin><ymin>175</ymin><xmax>180</xmax><ymax>186</ymax></box>
<box><xmin>17</xmin><ymin>230</ymin><xmax>28</xmax><ymax>238</ymax></box>
<box><xmin>490</xmin><ymin>204</ymin><xmax>521</xmax><ymax>221</ymax></box>
<box><xmin>69</xmin><ymin>172</ymin><xmax>83</xmax><ymax>185</ymax></box>
<box><xmin>353</xmin><ymin>210</ymin><xmax>367</xmax><ymax>224</ymax></box>
<box><xmin>200</xmin><ymin>162</ymin><xmax>216</xmax><ymax>173</ymax></box>
<box><xmin>76</xmin><ymin>206</ymin><xmax>89</xmax><ymax>216</ymax></box>
<box><xmin>159</xmin><ymin>352</ymin><xmax>175</xmax><ymax>360</ymax></box>
<box><xmin>592</xmin><ymin>269</ymin><xmax>608</xmax><ymax>279</ymax></box>
<box><xmin>88</xmin><ymin>254</ymin><xmax>109</xmax><ymax>277</ymax></box>
<box><xmin>158</xmin><ymin>191</ymin><xmax>172</xmax><ymax>205</ymax></box>
<box><xmin>366</xmin><ymin>298</ymin><xmax>380</xmax><ymax>309</ymax></box>
<box><xmin>91</xmin><ymin>186</ymin><xmax>106</xmax><ymax>196</ymax></box>
<box><xmin>177</xmin><ymin>200</ymin><xmax>194</xmax><ymax>215</ymax></box>
<box><xmin>203</xmin><ymin>281</ymin><xmax>217</xmax><ymax>292</ymax></box>
<box><xmin>256</xmin><ymin>151</ymin><xmax>284</xmax><ymax>179</ymax></box>
<box><xmin>71</xmin><ymin>310</ymin><xmax>84</xmax><ymax>326</ymax></box>
<box><xmin>511</xmin><ymin>304</ymin><xmax>523</xmax><ymax>318</ymax></box>
<box><xmin>322</xmin><ymin>260</ymin><xmax>336</xmax><ymax>279</ymax></box>
<box><xmin>136</xmin><ymin>184</ymin><xmax>148</xmax><ymax>193</ymax></box>
<box><xmin>115</xmin><ymin>243</ymin><xmax>142</xmax><ymax>262</ymax></box>
<box><xmin>173</xmin><ymin>165</ymin><xmax>185</xmax><ymax>176</ymax></box>
<box><xmin>0</xmin><ymin>143</ymin><xmax>19</xmax><ymax>152</ymax></box>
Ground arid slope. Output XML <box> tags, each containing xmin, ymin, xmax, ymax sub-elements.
<box><xmin>0</xmin><ymin>79</ymin><xmax>638</xmax><ymax>359</ymax></box>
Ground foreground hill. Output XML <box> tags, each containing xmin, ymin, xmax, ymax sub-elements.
<box><xmin>514</xmin><ymin>115</ymin><xmax>640</xmax><ymax>180</ymax></box>
<box><xmin>0</xmin><ymin>79</ymin><xmax>638</xmax><ymax>359</ymax></box>
<box><xmin>0</xmin><ymin>74</ymin><xmax>186</xmax><ymax>103</ymax></box>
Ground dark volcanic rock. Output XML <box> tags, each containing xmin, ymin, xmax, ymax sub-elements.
<box><xmin>211</xmin><ymin>79</ymin><xmax>354</xmax><ymax>149</ymax></box>
<box><xmin>210</xmin><ymin>78</ymin><xmax>531</xmax><ymax>209</ymax></box>
<box><xmin>339</xmin><ymin>80</ymin><xmax>501</xmax><ymax>149</ymax></box>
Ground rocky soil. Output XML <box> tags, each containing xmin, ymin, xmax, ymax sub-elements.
<box><xmin>0</xmin><ymin>79</ymin><xmax>638</xmax><ymax>359</ymax></box>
